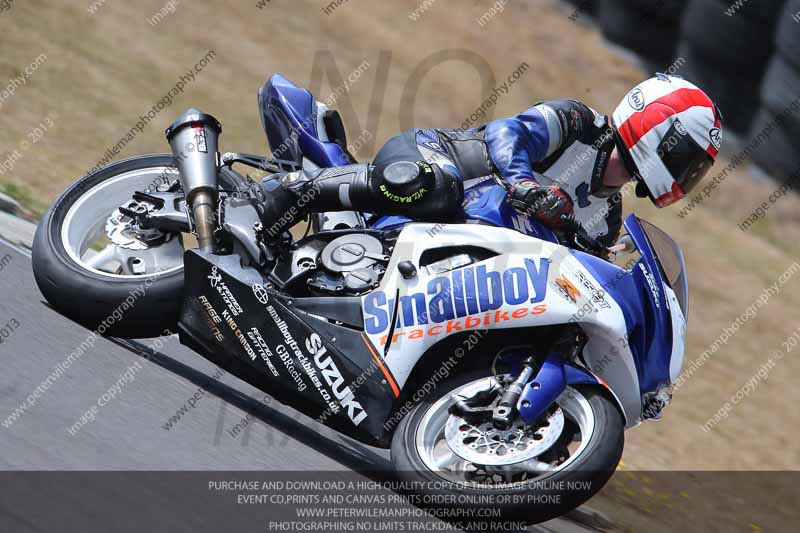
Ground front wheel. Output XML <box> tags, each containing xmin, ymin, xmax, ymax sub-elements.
<box><xmin>34</xmin><ymin>155</ymin><xmax>191</xmax><ymax>338</ymax></box>
<box><xmin>390</xmin><ymin>374</ymin><xmax>624</xmax><ymax>525</ymax></box>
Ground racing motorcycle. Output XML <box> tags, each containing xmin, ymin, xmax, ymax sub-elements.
<box><xmin>32</xmin><ymin>74</ymin><xmax>688</xmax><ymax>523</ymax></box>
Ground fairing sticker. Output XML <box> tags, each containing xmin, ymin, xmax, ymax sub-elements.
<box><xmin>179</xmin><ymin>252</ymin><xmax>393</xmax><ymax>443</ymax></box>
<box><xmin>364</xmin><ymin>258</ymin><xmax>550</xmax><ymax>345</ymax></box>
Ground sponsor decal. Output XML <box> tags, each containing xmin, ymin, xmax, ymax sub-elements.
<box><xmin>378</xmin><ymin>184</ymin><xmax>427</xmax><ymax>204</ymax></box>
<box><xmin>221</xmin><ymin>308</ymin><xmax>258</xmax><ymax>362</ymax></box>
<box><xmin>364</xmin><ymin>258</ymin><xmax>550</xmax><ymax>344</ymax></box>
<box><xmin>574</xmin><ymin>270</ymin><xmax>611</xmax><ymax>309</ymax></box>
<box><xmin>197</xmin><ymin>295</ymin><xmax>225</xmax><ymax>342</ymax></box>
<box><xmin>306</xmin><ymin>333</ymin><xmax>368</xmax><ymax>426</ymax></box>
<box><xmin>208</xmin><ymin>266</ymin><xmax>243</xmax><ymax>316</ymax></box>
<box><xmin>193</xmin><ymin>126</ymin><xmax>208</xmax><ymax>153</ymax></box>
<box><xmin>709</xmin><ymin>127</ymin><xmax>721</xmax><ymax>149</ymax></box>
<box><xmin>247</xmin><ymin>327</ymin><xmax>280</xmax><ymax>377</ymax></box>
<box><xmin>628</xmin><ymin>87</ymin><xmax>645</xmax><ymax>111</ymax></box>
<box><xmin>208</xmin><ymin>268</ymin><xmax>222</xmax><ymax>288</ymax></box>
<box><xmin>421</xmin><ymin>141</ymin><xmax>446</xmax><ymax>154</ymax></box>
<box><xmin>252</xmin><ymin>283</ymin><xmax>269</xmax><ymax>305</ymax></box>
<box><xmin>673</xmin><ymin>119</ymin><xmax>687</xmax><ymax>136</ymax></box>
<box><xmin>554</xmin><ymin>276</ymin><xmax>581</xmax><ymax>304</ymax></box>
<box><xmin>639</xmin><ymin>263</ymin><xmax>661</xmax><ymax>308</ymax></box>
<box><xmin>569</xmin><ymin>109</ymin><xmax>581</xmax><ymax>131</ymax></box>
<box><xmin>266</xmin><ymin>304</ymin><xmax>335</xmax><ymax>410</ymax></box>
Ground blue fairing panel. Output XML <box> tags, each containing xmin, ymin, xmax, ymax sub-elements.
<box><xmin>259</xmin><ymin>73</ymin><xmax>351</xmax><ymax>168</ymax></box>
<box><xmin>571</xmin><ymin>214</ymin><xmax>673</xmax><ymax>396</ymax></box>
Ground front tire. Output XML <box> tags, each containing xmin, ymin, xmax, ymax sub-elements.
<box><xmin>390</xmin><ymin>374</ymin><xmax>624</xmax><ymax>524</ymax></box>
<box><xmin>33</xmin><ymin>155</ymin><xmax>188</xmax><ymax>338</ymax></box>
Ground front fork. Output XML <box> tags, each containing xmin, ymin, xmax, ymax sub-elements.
<box><xmin>451</xmin><ymin>331</ymin><xmax>604</xmax><ymax>429</ymax></box>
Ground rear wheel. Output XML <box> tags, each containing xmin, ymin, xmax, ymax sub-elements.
<box><xmin>390</xmin><ymin>373</ymin><xmax>624</xmax><ymax>524</ymax></box>
<box><xmin>33</xmin><ymin>154</ymin><xmax>221</xmax><ymax>338</ymax></box>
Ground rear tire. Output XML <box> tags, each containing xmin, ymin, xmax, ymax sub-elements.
<box><xmin>33</xmin><ymin>155</ymin><xmax>186</xmax><ymax>338</ymax></box>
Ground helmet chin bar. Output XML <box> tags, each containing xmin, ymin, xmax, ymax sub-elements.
<box><xmin>635</xmin><ymin>180</ymin><xmax>650</xmax><ymax>199</ymax></box>
<box><xmin>612</xmin><ymin>127</ymin><xmax>640</xmax><ymax>180</ymax></box>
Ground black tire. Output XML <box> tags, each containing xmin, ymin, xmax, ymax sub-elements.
<box><xmin>776</xmin><ymin>0</ymin><xmax>800</xmax><ymax>69</ymax></box>
<box><xmin>390</xmin><ymin>373</ymin><xmax>624</xmax><ymax>525</ymax></box>
<box><xmin>681</xmin><ymin>0</ymin><xmax>776</xmax><ymax>70</ymax></box>
<box><xmin>748</xmin><ymin>109</ymin><xmax>800</xmax><ymax>184</ymax></box>
<box><xmin>563</xmin><ymin>0</ymin><xmax>597</xmax><ymax>13</ymax></box>
<box><xmin>623</xmin><ymin>0</ymin><xmax>688</xmax><ymax>22</ymax></box>
<box><xmin>34</xmin><ymin>155</ymin><xmax>189</xmax><ymax>338</ymax></box>
<box><xmin>599</xmin><ymin>0</ymin><xmax>679</xmax><ymax>64</ymax></box>
<box><xmin>761</xmin><ymin>54</ymin><xmax>800</xmax><ymax>137</ymax></box>
<box><xmin>676</xmin><ymin>42</ymin><xmax>760</xmax><ymax>134</ymax></box>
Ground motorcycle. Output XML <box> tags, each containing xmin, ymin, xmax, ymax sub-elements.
<box><xmin>32</xmin><ymin>73</ymin><xmax>688</xmax><ymax>524</ymax></box>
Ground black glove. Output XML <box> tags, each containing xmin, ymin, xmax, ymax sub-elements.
<box><xmin>508</xmin><ymin>180</ymin><xmax>575</xmax><ymax>231</ymax></box>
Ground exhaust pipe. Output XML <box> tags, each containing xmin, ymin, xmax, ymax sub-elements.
<box><xmin>165</xmin><ymin>108</ymin><xmax>222</xmax><ymax>251</ymax></box>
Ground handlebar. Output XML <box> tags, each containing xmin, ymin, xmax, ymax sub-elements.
<box><xmin>559</xmin><ymin>215</ymin><xmax>610</xmax><ymax>257</ymax></box>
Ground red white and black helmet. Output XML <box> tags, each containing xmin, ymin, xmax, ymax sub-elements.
<box><xmin>612</xmin><ymin>74</ymin><xmax>723</xmax><ymax>208</ymax></box>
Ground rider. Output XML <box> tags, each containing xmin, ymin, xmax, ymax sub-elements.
<box><xmin>251</xmin><ymin>74</ymin><xmax>723</xmax><ymax>249</ymax></box>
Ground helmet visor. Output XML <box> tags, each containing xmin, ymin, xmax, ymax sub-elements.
<box><xmin>652</xmin><ymin>119</ymin><xmax>714</xmax><ymax>207</ymax></box>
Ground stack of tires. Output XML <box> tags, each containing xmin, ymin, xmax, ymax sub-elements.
<box><xmin>748</xmin><ymin>0</ymin><xmax>800</xmax><ymax>183</ymax></box>
<box><xmin>598</xmin><ymin>0</ymin><xmax>688</xmax><ymax>66</ymax></box>
<box><xmin>563</xmin><ymin>0</ymin><xmax>597</xmax><ymax>17</ymax></box>
<box><xmin>676</xmin><ymin>0</ymin><xmax>785</xmax><ymax>135</ymax></box>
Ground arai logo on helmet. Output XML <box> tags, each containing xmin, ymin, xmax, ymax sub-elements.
<box><xmin>709</xmin><ymin>128</ymin><xmax>722</xmax><ymax>150</ymax></box>
<box><xmin>628</xmin><ymin>87</ymin><xmax>646</xmax><ymax>111</ymax></box>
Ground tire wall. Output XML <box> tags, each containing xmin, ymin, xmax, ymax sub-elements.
<box><xmin>566</xmin><ymin>0</ymin><xmax>798</xmax><ymax>183</ymax></box>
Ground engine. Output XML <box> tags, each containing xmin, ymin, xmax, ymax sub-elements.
<box><xmin>283</xmin><ymin>231</ymin><xmax>391</xmax><ymax>297</ymax></box>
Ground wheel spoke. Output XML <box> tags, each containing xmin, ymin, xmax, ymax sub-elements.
<box><xmin>59</xmin><ymin>166</ymin><xmax>186</xmax><ymax>279</ymax></box>
<box><xmin>432</xmin><ymin>450</ymin><xmax>460</xmax><ymax>470</ymax></box>
<box><xmin>520</xmin><ymin>458</ymin><xmax>557</xmax><ymax>473</ymax></box>
<box><xmin>85</xmin><ymin>245</ymin><xmax>116</xmax><ymax>269</ymax></box>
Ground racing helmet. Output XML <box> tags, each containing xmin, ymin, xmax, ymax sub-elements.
<box><xmin>611</xmin><ymin>74</ymin><xmax>723</xmax><ymax>207</ymax></box>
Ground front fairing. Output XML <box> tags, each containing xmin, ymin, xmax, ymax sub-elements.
<box><xmin>617</xmin><ymin>214</ymin><xmax>686</xmax><ymax>396</ymax></box>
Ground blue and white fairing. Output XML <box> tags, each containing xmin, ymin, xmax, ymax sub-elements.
<box><xmin>361</xmin><ymin>215</ymin><xmax>687</xmax><ymax>427</ymax></box>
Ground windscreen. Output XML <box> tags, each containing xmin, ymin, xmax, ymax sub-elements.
<box><xmin>639</xmin><ymin>219</ymin><xmax>689</xmax><ymax>320</ymax></box>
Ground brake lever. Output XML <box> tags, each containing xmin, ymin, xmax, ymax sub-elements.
<box><xmin>560</xmin><ymin>215</ymin><xmax>609</xmax><ymax>257</ymax></box>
